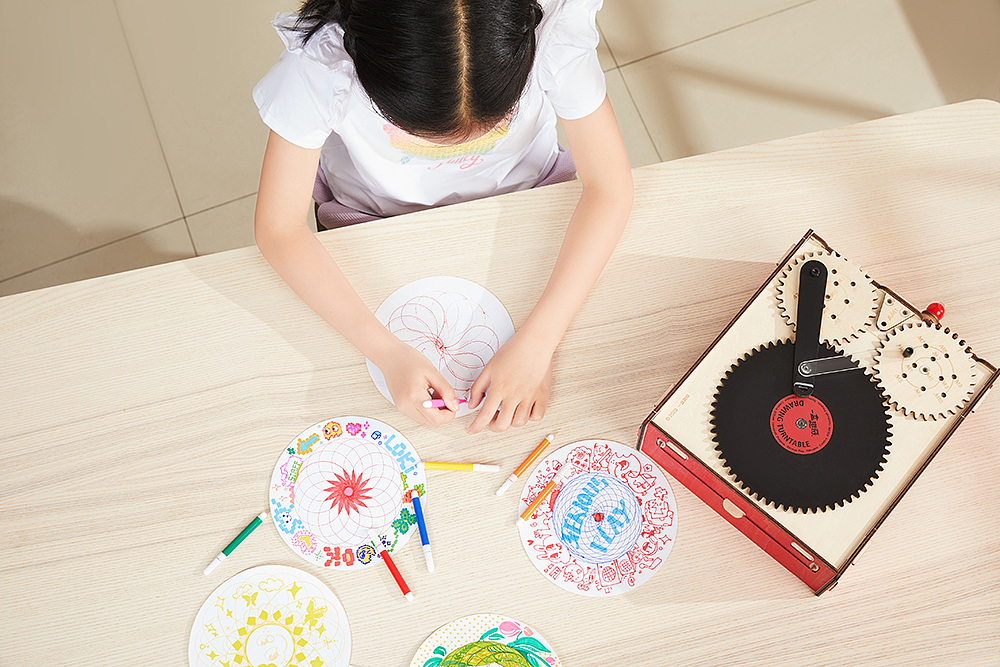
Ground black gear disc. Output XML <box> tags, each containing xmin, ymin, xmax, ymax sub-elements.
<box><xmin>710</xmin><ymin>340</ymin><xmax>891</xmax><ymax>512</ymax></box>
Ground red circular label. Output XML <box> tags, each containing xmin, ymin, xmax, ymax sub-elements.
<box><xmin>769</xmin><ymin>395</ymin><xmax>833</xmax><ymax>454</ymax></box>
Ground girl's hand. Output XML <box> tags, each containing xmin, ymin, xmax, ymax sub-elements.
<box><xmin>466</xmin><ymin>332</ymin><xmax>553</xmax><ymax>434</ymax></box>
<box><xmin>462</xmin><ymin>98</ymin><xmax>629</xmax><ymax>434</ymax></box>
<box><xmin>379</xmin><ymin>341</ymin><xmax>460</xmax><ymax>428</ymax></box>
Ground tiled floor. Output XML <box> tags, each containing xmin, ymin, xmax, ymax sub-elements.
<box><xmin>1</xmin><ymin>0</ymin><xmax>998</xmax><ymax>297</ymax></box>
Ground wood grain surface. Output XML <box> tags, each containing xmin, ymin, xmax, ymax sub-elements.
<box><xmin>2</xmin><ymin>100</ymin><xmax>998</xmax><ymax>666</ymax></box>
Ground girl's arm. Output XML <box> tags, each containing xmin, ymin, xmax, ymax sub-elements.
<box><xmin>467</xmin><ymin>95</ymin><xmax>633</xmax><ymax>433</ymax></box>
<box><xmin>254</xmin><ymin>130</ymin><xmax>460</xmax><ymax>426</ymax></box>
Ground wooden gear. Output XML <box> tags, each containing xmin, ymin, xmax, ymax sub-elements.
<box><xmin>874</xmin><ymin>322</ymin><xmax>979</xmax><ymax>420</ymax></box>
<box><xmin>776</xmin><ymin>250</ymin><xmax>878</xmax><ymax>344</ymax></box>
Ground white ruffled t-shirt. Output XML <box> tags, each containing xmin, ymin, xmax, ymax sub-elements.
<box><xmin>252</xmin><ymin>0</ymin><xmax>606</xmax><ymax>217</ymax></box>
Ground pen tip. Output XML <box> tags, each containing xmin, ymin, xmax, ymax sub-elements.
<box><xmin>404</xmin><ymin>592</ymin><xmax>415</xmax><ymax>601</ymax></box>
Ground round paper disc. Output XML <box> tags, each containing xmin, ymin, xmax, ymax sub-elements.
<box><xmin>269</xmin><ymin>417</ymin><xmax>425</xmax><ymax>569</ymax></box>
<box><xmin>409</xmin><ymin>614</ymin><xmax>561</xmax><ymax>667</ymax></box>
<box><xmin>517</xmin><ymin>440</ymin><xmax>677</xmax><ymax>596</ymax></box>
<box><xmin>189</xmin><ymin>565</ymin><xmax>350</xmax><ymax>667</ymax></box>
<box><xmin>367</xmin><ymin>276</ymin><xmax>515</xmax><ymax>416</ymax></box>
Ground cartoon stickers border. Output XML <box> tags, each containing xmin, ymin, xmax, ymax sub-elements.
<box><xmin>269</xmin><ymin>416</ymin><xmax>425</xmax><ymax>570</ymax></box>
<box><xmin>517</xmin><ymin>440</ymin><xmax>678</xmax><ymax>596</ymax></box>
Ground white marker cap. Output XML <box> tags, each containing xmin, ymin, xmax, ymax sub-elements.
<box><xmin>423</xmin><ymin>545</ymin><xmax>435</xmax><ymax>573</ymax></box>
<box><xmin>495</xmin><ymin>475</ymin><xmax>516</xmax><ymax>496</ymax></box>
<box><xmin>203</xmin><ymin>553</ymin><xmax>226</xmax><ymax>575</ymax></box>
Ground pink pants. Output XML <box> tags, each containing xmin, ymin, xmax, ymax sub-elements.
<box><xmin>313</xmin><ymin>147</ymin><xmax>577</xmax><ymax>231</ymax></box>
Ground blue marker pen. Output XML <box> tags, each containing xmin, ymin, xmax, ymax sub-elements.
<box><xmin>411</xmin><ymin>488</ymin><xmax>434</xmax><ymax>572</ymax></box>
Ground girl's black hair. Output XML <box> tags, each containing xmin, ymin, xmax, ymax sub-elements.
<box><xmin>294</xmin><ymin>0</ymin><xmax>543</xmax><ymax>139</ymax></box>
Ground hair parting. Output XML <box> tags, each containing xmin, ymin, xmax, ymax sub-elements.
<box><xmin>294</xmin><ymin>0</ymin><xmax>543</xmax><ymax>139</ymax></box>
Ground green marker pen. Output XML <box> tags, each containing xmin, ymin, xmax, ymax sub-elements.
<box><xmin>203</xmin><ymin>511</ymin><xmax>268</xmax><ymax>575</ymax></box>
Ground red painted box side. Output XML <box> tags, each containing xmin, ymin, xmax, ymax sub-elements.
<box><xmin>638</xmin><ymin>423</ymin><xmax>839</xmax><ymax>594</ymax></box>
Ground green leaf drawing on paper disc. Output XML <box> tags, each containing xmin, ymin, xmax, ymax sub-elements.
<box><xmin>509</xmin><ymin>637</ymin><xmax>550</xmax><ymax>654</ymax></box>
<box><xmin>440</xmin><ymin>640</ymin><xmax>533</xmax><ymax>667</ymax></box>
<box><xmin>479</xmin><ymin>627</ymin><xmax>505</xmax><ymax>642</ymax></box>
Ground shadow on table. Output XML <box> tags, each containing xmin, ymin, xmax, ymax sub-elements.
<box><xmin>594</xmin><ymin>255</ymin><xmax>811</xmax><ymax>603</ymax></box>
<box><xmin>899</xmin><ymin>0</ymin><xmax>1000</xmax><ymax>105</ymax></box>
<box><xmin>183</xmin><ymin>219</ymin><xmax>814</xmax><ymax>602</ymax></box>
<box><xmin>485</xmin><ymin>238</ymin><xmax>808</xmax><ymax>602</ymax></box>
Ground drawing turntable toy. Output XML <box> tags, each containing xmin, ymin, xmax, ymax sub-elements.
<box><xmin>638</xmin><ymin>230</ymin><xmax>998</xmax><ymax>594</ymax></box>
<box><xmin>269</xmin><ymin>416</ymin><xmax>424</xmax><ymax>569</ymax></box>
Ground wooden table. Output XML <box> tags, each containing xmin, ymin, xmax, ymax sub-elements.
<box><xmin>2</xmin><ymin>100</ymin><xmax>998</xmax><ymax>667</ymax></box>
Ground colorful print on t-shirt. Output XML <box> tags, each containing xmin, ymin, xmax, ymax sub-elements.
<box><xmin>384</xmin><ymin>117</ymin><xmax>510</xmax><ymax>168</ymax></box>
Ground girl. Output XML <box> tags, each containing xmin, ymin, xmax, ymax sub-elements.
<box><xmin>252</xmin><ymin>0</ymin><xmax>632</xmax><ymax>434</ymax></box>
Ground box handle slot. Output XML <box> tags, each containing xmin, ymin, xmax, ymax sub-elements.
<box><xmin>657</xmin><ymin>437</ymin><xmax>688</xmax><ymax>461</ymax></box>
<box><xmin>722</xmin><ymin>498</ymin><xmax>745</xmax><ymax>519</ymax></box>
<box><xmin>790</xmin><ymin>541</ymin><xmax>821</xmax><ymax>571</ymax></box>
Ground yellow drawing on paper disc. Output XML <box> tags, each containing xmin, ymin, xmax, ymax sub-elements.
<box><xmin>189</xmin><ymin>565</ymin><xmax>350</xmax><ymax>667</ymax></box>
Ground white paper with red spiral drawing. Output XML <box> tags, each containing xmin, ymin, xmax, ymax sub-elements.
<box><xmin>367</xmin><ymin>276</ymin><xmax>515</xmax><ymax>416</ymax></box>
<box><xmin>516</xmin><ymin>440</ymin><xmax>678</xmax><ymax>596</ymax></box>
<box><xmin>269</xmin><ymin>417</ymin><xmax>425</xmax><ymax>571</ymax></box>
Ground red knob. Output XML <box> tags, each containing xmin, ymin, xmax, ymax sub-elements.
<box><xmin>922</xmin><ymin>302</ymin><xmax>945</xmax><ymax>324</ymax></box>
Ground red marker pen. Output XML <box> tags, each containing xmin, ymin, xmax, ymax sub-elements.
<box><xmin>371</xmin><ymin>535</ymin><xmax>413</xmax><ymax>601</ymax></box>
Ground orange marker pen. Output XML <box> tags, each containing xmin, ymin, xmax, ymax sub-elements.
<box><xmin>496</xmin><ymin>434</ymin><xmax>554</xmax><ymax>496</ymax></box>
<box><xmin>516</xmin><ymin>464</ymin><xmax>570</xmax><ymax>526</ymax></box>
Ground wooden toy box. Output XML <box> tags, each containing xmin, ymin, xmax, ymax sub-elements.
<box><xmin>637</xmin><ymin>231</ymin><xmax>997</xmax><ymax>594</ymax></box>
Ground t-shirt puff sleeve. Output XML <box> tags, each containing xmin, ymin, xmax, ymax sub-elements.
<box><xmin>252</xmin><ymin>13</ymin><xmax>354</xmax><ymax>149</ymax></box>
<box><xmin>535</xmin><ymin>0</ymin><xmax>607</xmax><ymax>120</ymax></box>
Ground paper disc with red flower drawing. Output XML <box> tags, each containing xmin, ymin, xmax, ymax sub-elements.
<box><xmin>295</xmin><ymin>437</ymin><xmax>402</xmax><ymax>544</ymax></box>
<box><xmin>410</xmin><ymin>614</ymin><xmax>561</xmax><ymax>667</ymax></box>
<box><xmin>269</xmin><ymin>417</ymin><xmax>426</xmax><ymax>570</ymax></box>
<box><xmin>367</xmin><ymin>276</ymin><xmax>515</xmax><ymax>416</ymax></box>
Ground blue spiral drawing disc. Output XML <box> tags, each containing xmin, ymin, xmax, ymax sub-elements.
<box><xmin>551</xmin><ymin>472</ymin><xmax>642</xmax><ymax>564</ymax></box>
